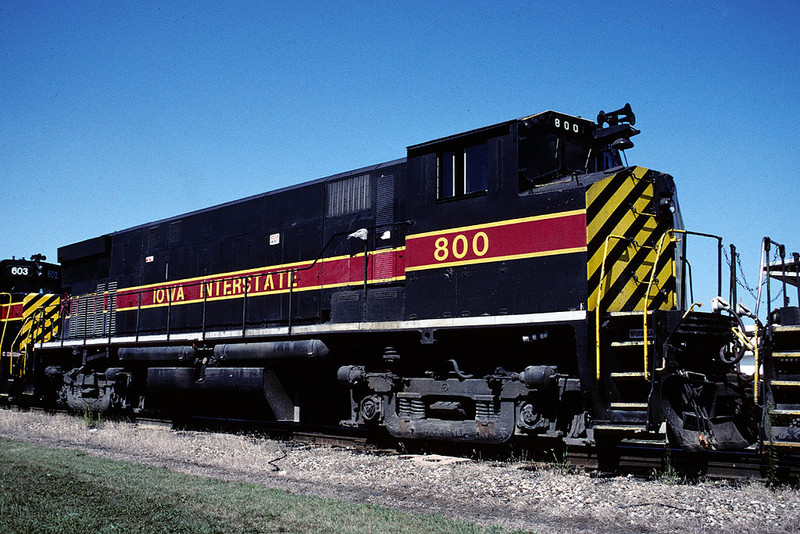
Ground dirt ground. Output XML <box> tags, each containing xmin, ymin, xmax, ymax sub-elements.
<box><xmin>1</xmin><ymin>408</ymin><xmax>799</xmax><ymax>533</ymax></box>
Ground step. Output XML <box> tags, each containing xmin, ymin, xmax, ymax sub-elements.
<box><xmin>773</xmin><ymin>351</ymin><xmax>800</xmax><ymax>359</ymax></box>
<box><xmin>592</xmin><ymin>423</ymin><xmax>648</xmax><ymax>432</ymax></box>
<box><xmin>773</xmin><ymin>372</ymin><xmax>800</xmax><ymax>383</ymax></box>
<box><xmin>763</xmin><ymin>440</ymin><xmax>800</xmax><ymax>448</ymax></box>
<box><xmin>606</xmin><ymin>311</ymin><xmax>653</xmax><ymax>318</ymax></box>
<box><xmin>774</xmin><ymin>325</ymin><xmax>800</xmax><ymax>335</ymax></box>
<box><xmin>609</xmin><ymin>409</ymin><xmax>648</xmax><ymax>425</ymax></box>
<box><xmin>770</xmin><ymin>409</ymin><xmax>800</xmax><ymax>417</ymax></box>
<box><xmin>770</xmin><ymin>380</ymin><xmax>800</xmax><ymax>388</ymax></box>
<box><xmin>610</xmin><ymin>402</ymin><xmax>648</xmax><ymax>410</ymax></box>
<box><xmin>610</xmin><ymin>341</ymin><xmax>651</xmax><ymax>348</ymax></box>
<box><xmin>764</xmin><ymin>425</ymin><xmax>800</xmax><ymax>444</ymax></box>
<box><xmin>610</xmin><ymin>371</ymin><xmax>647</xmax><ymax>378</ymax></box>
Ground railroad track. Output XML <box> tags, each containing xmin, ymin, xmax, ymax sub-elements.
<box><xmin>566</xmin><ymin>440</ymin><xmax>800</xmax><ymax>482</ymax></box>
<box><xmin>4</xmin><ymin>405</ymin><xmax>798</xmax><ymax>483</ymax></box>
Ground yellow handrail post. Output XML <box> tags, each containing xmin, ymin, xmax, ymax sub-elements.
<box><xmin>596</xmin><ymin>235</ymin><xmax>638</xmax><ymax>380</ymax></box>
<box><xmin>0</xmin><ymin>293</ymin><xmax>13</xmax><ymax>375</ymax></box>
<box><xmin>642</xmin><ymin>230</ymin><xmax>673</xmax><ymax>380</ymax></box>
<box><xmin>753</xmin><ymin>322</ymin><xmax>760</xmax><ymax>404</ymax></box>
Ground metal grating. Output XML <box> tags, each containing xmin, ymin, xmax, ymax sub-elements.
<box><xmin>326</xmin><ymin>174</ymin><xmax>371</xmax><ymax>217</ymax></box>
<box><xmin>376</xmin><ymin>174</ymin><xmax>395</xmax><ymax>226</ymax></box>
<box><xmin>107</xmin><ymin>281</ymin><xmax>117</xmax><ymax>336</ymax></box>
<box><xmin>68</xmin><ymin>281</ymin><xmax>117</xmax><ymax>339</ymax></box>
<box><xmin>94</xmin><ymin>283</ymin><xmax>105</xmax><ymax>336</ymax></box>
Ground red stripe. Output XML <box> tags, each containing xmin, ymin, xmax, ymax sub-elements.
<box><xmin>114</xmin><ymin>248</ymin><xmax>405</xmax><ymax>311</ymax></box>
<box><xmin>405</xmin><ymin>213</ymin><xmax>587</xmax><ymax>270</ymax></box>
<box><xmin>0</xmin><ymin>303</ymin><xmax>23</xmax><ymax>321</ymax></box>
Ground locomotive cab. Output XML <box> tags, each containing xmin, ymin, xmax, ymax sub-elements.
<box><xmin>517</xmin><ymin>105</ymin><xmax>637</xmax><ymax>195</ymax></box>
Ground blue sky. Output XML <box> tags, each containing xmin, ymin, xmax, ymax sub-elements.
<box><xmin>2</xmin><ymin>1</ymin><xmax>799</xmax><ymax>312</ymax></box>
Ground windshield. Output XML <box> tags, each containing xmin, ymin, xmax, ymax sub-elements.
<box><xmin>518</xmin><ymin>130</ymin><xmax>593</xmax><ymax>194</ymax></box>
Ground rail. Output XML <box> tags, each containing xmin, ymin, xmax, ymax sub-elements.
<box><xmin>642</xmin><ymin>229</ymin><xmax>722</xmax><ymax>380</ymax></box>
<box><xmin>595</xmin><ymin>234</ymin><xmax>651</xmax><ymax>380</ymax></box>
<box><xmin>54</xmin><ymin>222</ymin><xmax>410</xmax><ymax>347</ymax></box>
<box><xmin>6</xmin><ymin>308</ymin><xmax>47</xmax><ymax>377</ymax></box>
<box><xmin>0</xmin><ymin>292</ymin><xmax>12</xmax><ymax>356</ymax></box>
<box><xmin>677</xmin><ymin>230</ymin><xmax>723</xmax><ymax>311</ymax></box>
<box><xmin>67</xmin><ymin>265</ymin><xmax>304</xmax><ymax>345</ymax></box>
<box><xmin>759</xmin><ymin>237</ymin><xmax>794</xmax><ymax>320</ymax></box>
<box><xmin>755</xmin><ymin>237</ymin><xmax>800</xmax><ymax>404</ymax></box>
<box><xmin>596</xmin><ymin>228</ymin><xmax>723</xmax><ymax>382</ymax></box>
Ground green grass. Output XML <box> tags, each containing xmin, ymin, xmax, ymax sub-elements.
<box><xmin>0</xmin><ymin>438</ymin><xmax>513</xmax><ymax>534</ymax></box>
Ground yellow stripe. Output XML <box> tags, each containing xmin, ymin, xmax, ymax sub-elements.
<box><xmin>117</xmin><ymin>247</ymin><xmax>406</xmax><ymax>294</ymax></box>
<box><xmin>14</xmin><ymin>294</ymin><xmax>60</xmax><ymax>350</ymax></box>
<box><xmin>585</xmin><ymin>167</ymin><xmax>677</xmax><ymax>313</ymax></box>
<box><xmin>586</xmin><ymin>174</ymin><xmax>634</xmax><ymax>236</ymax></box>
<box><xmin>652</xmin><ymin>258</ymin><xmax>676</xmax><ymax>310</ymax></box>
<box><xmin>604</xmin><ymin>254</ymin><xmax>656</xmax><ymax>311</ymax></box>
<box><xmin>599</xmin><ymin>217</ymin><xmax>662</xmax><ymax>311</ymax></box>
<box><xmin>587</xmin><ymin>197</ymin><xmax>657</xmax><ymax>308</ymax></box>
<box><xmin>587</xmin><ymin>186</ymin><xmax>655</xmax><ymax>275</ymax></box>
<box><xmin>405</xmin><ymin>246</ymin><xmax>587</xmax><ymax>273</ymax></box>
<box><xmin>406</xmin><ymin>209</ymin><xmax>586</xmax><ymax>241</ymax></box>
<box><xmin>120</xmin><ymin>276</ymin><xmax>408</xmax><ymax>312</ymax></box>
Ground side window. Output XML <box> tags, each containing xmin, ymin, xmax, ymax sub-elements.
<box><xmin>600</xmin><ymin>150</ymin><xmax>622</xmax><ymax>170</ymax></box>
<box><xmin>466</xmin><ymin>144</ymin><xmax>488</xmax><ymax>193</ymax></box>
<box><xmin>436</xmin><ymin>142</ymin><xmax>488</xmax><ymax>200</ymax></box>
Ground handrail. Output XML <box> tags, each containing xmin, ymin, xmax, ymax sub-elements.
<box><xmin>756</xmin><ymin>237</ymin><xmax>796</xmax><ymax>404</ymax></box>
<box><xmin>57</xmin><ymin>222</ymin><xmax>411</xmax><ymax>345</ymax></box>
<box><xmin>642</xmin><ymin>231</ymin><xmax>673</xmax><ymax>380</ymax></box>
<box><xmin>678</xmin><ymin>229</ymin><xmax>723</xmax><ymax>308</ymax></box>
<box><xmin>0</xmin><ymin>292</ymin><xmax>12</xmax><ymax>356</ymax></box>
<box><xmin>760</xmin><ymin>237</ymin><xmax>789</xmax><ymax>321</ymax></box>
<box><xmin>595</xmin><ymin>234</ymin><xmax>641</xmax><ymax>380</ymax></box>
<box><xmin>642</xmin><ymin>229</ymin><xmax>723</xmax><ymax>380</ymax></box>
<box><xmin>753</xmin><ymin>322</ymin><xmax>761</xmax><ymax>403</ymax></box>
<box><xmin>7</xmin><ymin>308</ymin><xmax>45</xmax><ymax>377</ymax></box>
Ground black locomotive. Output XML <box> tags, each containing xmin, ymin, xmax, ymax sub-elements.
<box><xmin>3</xmin><ymin>104</ymin><xmax>799</xmax><ymax>456</ymax></box>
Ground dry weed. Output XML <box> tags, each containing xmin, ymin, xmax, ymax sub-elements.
<box><xmin>1</xmin><ymin>407</ymin><xmax>800</xmax><ymax>533</ymax></box>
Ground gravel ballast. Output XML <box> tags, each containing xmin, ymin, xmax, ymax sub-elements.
<box><xmin>0</xmin><ymin>408</ymin><xmax>798</xmax><ymax>533</ymax></box>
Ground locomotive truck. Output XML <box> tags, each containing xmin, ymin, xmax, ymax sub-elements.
<box><xmin>2</xmin><ymin>104</ymin><xmax>798</xmax><ymax>456</ymax></box>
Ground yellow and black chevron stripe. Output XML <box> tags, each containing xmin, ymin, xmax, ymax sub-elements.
<box><xmin>586</xmin><ymin>167</ymin><xmax>677</xmax><ymax>313</ymax></box>
<box><xmin>18</xmin><ymin>293</ymin><xmax>60</xmax><ymax>352</ymax></box>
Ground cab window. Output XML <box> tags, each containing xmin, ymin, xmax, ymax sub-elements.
<box><xmin>518</xmin><ymin>130</ymin><xmax>592</xmax><ymax>195</ymax></box>
<box><xmin>437</xmin><ymin>142</ymin><xmax>488</xmax><ymax>200</ymax></box>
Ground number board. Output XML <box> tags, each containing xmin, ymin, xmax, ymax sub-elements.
<box><xmin>545</xmin><ymin>112</ymin><xmax>592</xmax><ymax>136</ymax></box>
<box><xmin>6</xmin><ymin>264</ymin><xmax>32</xmax><ymax>277</ymax></box>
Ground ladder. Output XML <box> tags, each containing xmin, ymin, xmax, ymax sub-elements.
<box><xmin>594</xmin><ymin>311</ymin><xmax>654</xmax><ymax>431</ymax></box>
<box><xmin>762</xmin><ymin>322</ymin><xmax>800</xmax><ymax>449</ymax></box>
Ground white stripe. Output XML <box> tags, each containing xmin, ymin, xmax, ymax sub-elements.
<box><xmin>41</xmin><ymin>310</ymin><xmax>587</xmax><ymax>348</ymax></box>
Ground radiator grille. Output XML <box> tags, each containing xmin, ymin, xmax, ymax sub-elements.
<box><xmin>326</xmin><ymin>174</ymin><xmax>371</xmax><ymax>217</ymax></box>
